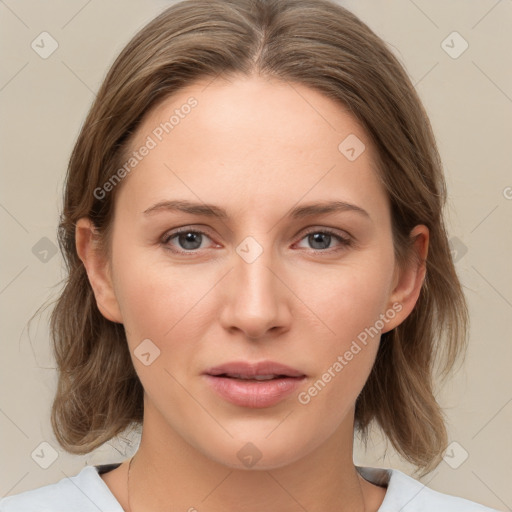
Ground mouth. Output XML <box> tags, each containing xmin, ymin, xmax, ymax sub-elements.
<box><xmin>204</xmin><ymin>360</ymin><xmax>306</xmax><ymax>379</ymax></box>
<box><xmin>203</xmin><ymin>360</ymin><xmax>306</xmax><ymax>408</ymax></box>
<box><xmin>212</xmin><ymin>374</ymin><xmax>295</xmax><ymax>381</ymax></box>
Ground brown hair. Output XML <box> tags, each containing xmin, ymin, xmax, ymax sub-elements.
<box><xmin>49</xmin><ymin>0</ymin><xmax>468</xmax><ymax>475</ymax></box>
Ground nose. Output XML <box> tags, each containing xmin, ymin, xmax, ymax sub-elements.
<box><xmin>218</xmin><ymin>243</ymin><xmax>292</xmax><ymax>341</ymax></box>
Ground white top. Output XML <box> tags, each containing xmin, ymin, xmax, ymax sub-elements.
<box><xmin>0</xmin><ymin>463</ymin><xmax>500</xmax><ymax>511</ymax></box>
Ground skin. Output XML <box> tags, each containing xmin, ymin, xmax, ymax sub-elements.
<box><xmin>76</xmin><ymin>73</ymin><xmax>428</xmax><ymax>512</ymax></box>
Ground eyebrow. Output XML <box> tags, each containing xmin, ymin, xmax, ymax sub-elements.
<box><xmin>143</xmin><ymin>199</ymin><xmax>370</xmax><ymax>220</ymax></box>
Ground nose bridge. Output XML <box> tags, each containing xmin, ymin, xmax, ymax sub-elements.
<box><xmin>220</xmin><ymin>233</ymin><xmax>289</xmax><ymax>338</ymax></box>
<box><xmin>235</xmin><ymin>234</ymin><xmax>280</xmax><ymax>309</ymax></box>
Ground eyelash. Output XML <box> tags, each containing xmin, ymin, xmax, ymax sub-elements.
<box><xmin>160</xmin><ymin>226</ymin><xmax>353</xmax><ymax>255</ymax></box>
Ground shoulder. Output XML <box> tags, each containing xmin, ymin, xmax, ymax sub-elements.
<box><xmin>358</xmin><ymin>466</ymin><xmax>501</xmax><ymax>512</ymax></box>
<box><xmin>0</xmin><ymin>464</ymin><xmax>123</xmax><ymax>512</ymax></box>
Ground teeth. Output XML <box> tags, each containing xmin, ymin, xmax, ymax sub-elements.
<box><xmin>228</xmin><ymin>374</ymin><xmax>278</xmax><ymax>380</ymax></box>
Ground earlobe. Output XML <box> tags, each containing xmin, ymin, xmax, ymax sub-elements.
<box><xmin>75</xmin><ymin>217</ymin><xmax>123</xmax><ymax>323</ymax></box>
<box><xmin>382</xmin><ymin>225</ymin><xmax>429</xmax><ymax>333</ymax></box>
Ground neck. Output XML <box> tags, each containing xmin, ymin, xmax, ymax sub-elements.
<box><xmin>126</xmin><ymin>404</ymin><xmax>375</xmax><ymax>512</ymax></box>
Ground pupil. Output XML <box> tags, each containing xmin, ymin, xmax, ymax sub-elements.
<box><xmin>180</xmin><ymin>232</ymin><xmax>202</xmax><ymax>250</ymax></box>
<box><xmin>310</xmin><ymin>233</ymin><xmax>330</xmax><ymax>249</ymax></box>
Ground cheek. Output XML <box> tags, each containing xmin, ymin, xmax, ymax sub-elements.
<box><xmin>291</xmin><ymin>249</ymin><xmax>394</xmax><ymax>410</ymax></box>
<box><xmin>112</xmin><ymin>244</ymin><xmax>208</xmax><ymax>342</ymax></box>
<box><xmin>292</xmin><ymin>251</ymin><xmax>395</xmax><ymax>344</ymax></box>
<box><xmin>112</xmin><ymin>257</ymin><xmax>209</xmax><ymax>401</ymax></box>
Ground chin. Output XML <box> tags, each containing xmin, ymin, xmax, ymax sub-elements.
<box><xmin>195</xmin><ymin>429</ymin><xmax>317</xmax><ymax>471</ymax></box>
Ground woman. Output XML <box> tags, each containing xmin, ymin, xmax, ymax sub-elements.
<box><xmin>0</xmin><ymin>0</ymin><xmax>501</xmax><ymax>510</ymax></box>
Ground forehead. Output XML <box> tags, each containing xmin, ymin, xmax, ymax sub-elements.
<box><xmin>115</xmin><ymin>75</ymin><xmax>389</xmax><ymax>223</ymax></box>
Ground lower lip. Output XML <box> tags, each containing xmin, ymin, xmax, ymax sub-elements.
<box><xmin>204</xmin><ymin>375</ymin><xmax>305</xmax><ymax>408</ymax></box>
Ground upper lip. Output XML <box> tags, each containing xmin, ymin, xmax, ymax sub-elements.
<box><xmin>204</xmin><ymin>360</ymin><xmax>306</xmax><ymax>378</ymax></box>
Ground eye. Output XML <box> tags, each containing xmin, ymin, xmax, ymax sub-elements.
<box><xmin>162</xmin><ymin>228</ymin><xmax>216</xmax><ymax>254</ymax></box>
<box><xmin>161</xmin><ymin>226</ymin><xmax>353</xmax><ymax>255</ymax></box>
<box><xmin>295</xmin><ymin>228</ymin><xmax>353</xmax><ymax>252</ymax></box>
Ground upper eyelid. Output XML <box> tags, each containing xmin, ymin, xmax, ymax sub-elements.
<box><xmin>163</xmin><ymin>224</ymin><xmax>351</xmax><ymax>237</ymax></box>
<box><xmin>162</xmin><ymin>225</ymin><xmax>352</xmax><ymax>246</ymax></box>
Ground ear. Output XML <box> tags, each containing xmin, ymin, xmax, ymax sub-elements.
<box><xmin>75</xmin><ymin>217</ymin><xmax>123</xmax><ymax>323</ymax></box>
<box><xmin>381</xmin><ymin>224</ymin><xmax>429</xmax><ymax>333</ymax></box>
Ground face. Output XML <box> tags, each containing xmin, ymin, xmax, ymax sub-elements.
<box><xmin>81</xmin><ymin>74</ymin><xmax>424</xmax><ymax>470</ymax></box>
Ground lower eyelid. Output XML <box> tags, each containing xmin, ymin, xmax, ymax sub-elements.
<box><xmin>162</xmin><ymin>229</ymin><xmax>352</xmax><ymax>254</ymax></box>
<box><xmin>162</xmin><ymin>230</ymin><xmax>213</xmax><ymax>247</ymax></box>
<box><xmin>295</xmin><ymin>231</ymin><xmax>352</xmax><ymax>249</ymax></box>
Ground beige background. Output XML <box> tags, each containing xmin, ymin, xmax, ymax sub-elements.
<box><xmin>1</xmin><ymin>0</ymin><xmax>511</xmax><ymax>510</ymax></box>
